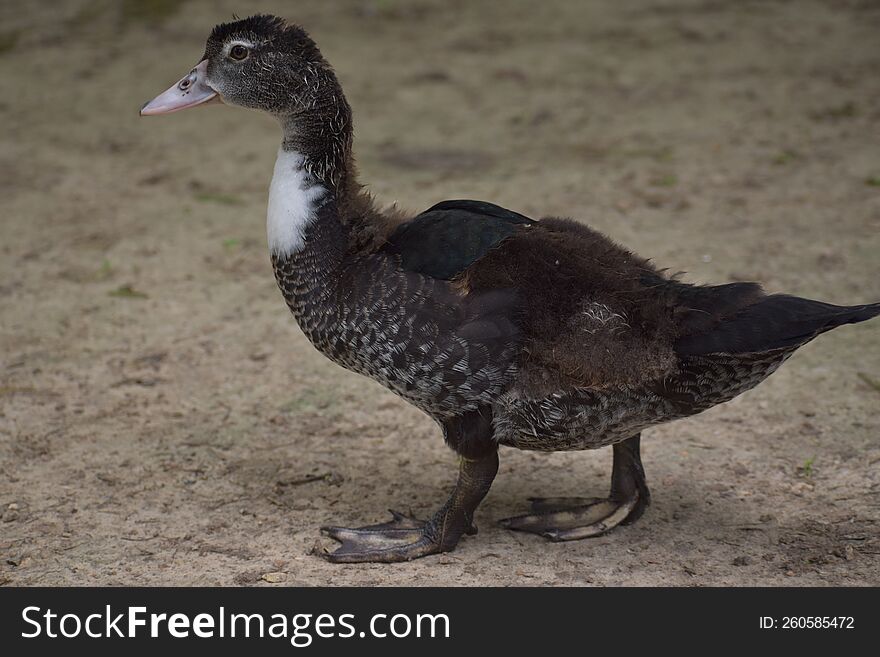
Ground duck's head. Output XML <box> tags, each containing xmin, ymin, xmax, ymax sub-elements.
<box><xmin>140</xmin><ymin>14</ymin><xmax>333</xmax><ymax>117</ymax></box>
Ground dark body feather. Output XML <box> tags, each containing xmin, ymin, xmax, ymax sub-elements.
<box><xmin>383</xmin><ymin>200</ymin><xmax>534</xmax><ymax>280</ymax></box>
<box><xmin>273</xmin><ymin>197</ymin><xmax>880</xmax><ymax>453</ymax></box>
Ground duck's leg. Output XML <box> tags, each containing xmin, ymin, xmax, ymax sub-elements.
<box><xmin>500</xmin><ymin>433</ymin><xmax>649</xmax><ymax>541</ymax></box>
<box><xmin>321</xmin><ymin>448</ymin><xmax>498</xmax><ymax>563</ymax></box>
<box><xmin>321</xmin><ymin>408</ymin><xmax>498</xmax><ymax>563</ymax></box>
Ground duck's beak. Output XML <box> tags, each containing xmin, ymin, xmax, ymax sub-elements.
<box><xmin>140</xmin><ymin>60</ymin><xmax>220</xmax><ymax>116</ymax></box>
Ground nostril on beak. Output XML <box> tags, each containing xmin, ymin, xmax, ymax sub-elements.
<box><xmin>141</xmin><ymin>60</ymin><xmax>216</xmax><ymax>116</ymax></box>
<box><xmin>178</xmin><ymin>69</ymin><xmax>198</xmax><ymax>91</ymax></box>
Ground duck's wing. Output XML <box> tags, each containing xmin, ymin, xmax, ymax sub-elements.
<box><xmin>666</xmin><ymin>277</ymin><xmax>880</xmax><ymax>356</ymax></box>
<box><xmin>651</xmin><ymin>284</ymin><xmax>880</xmax><ymax>419</ymax></box>
<box><xmin>381</xmin><ymin>200</ymin><xmax>535</xmax><ymax>280</ymax></box>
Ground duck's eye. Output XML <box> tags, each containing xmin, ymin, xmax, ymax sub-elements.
<box><xmin>229</xmin><ymin>44</ymin><xmax>249</xmax><ymax>60</ymax></box>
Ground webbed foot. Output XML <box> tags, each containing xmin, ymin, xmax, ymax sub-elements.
<box><xmin>500</xmin><ymin>493</ymin><xmax>644</xmax><ymax>541</ymax></box>
<box><xmin>320</xmin><ymin>450</ymin><xmax>498</xmax><ymax>563</ymax></box>
<box><xmin>500</xmin><ymin>434</ymin><xmax>650</xmax><ymax>542</ymax></box>
<box><xmin>320</xmin><ymin>511</ymin><xmax>442</xmax><ymax>563</ymax></box>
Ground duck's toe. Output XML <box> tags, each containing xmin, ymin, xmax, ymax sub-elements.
<box><xmin>500</xmin><ymin>494</ymin><xmax>643</xmax><ymax>541</ymax></box>
<box><xmin>319</xmin><ymin>510</ymin><xmax>440</xmax><ymax>563</ymax></box>
<box><xmin>500</xmin><ymin>433</ymin><xmax>650</xmax><ymax>541</ymax></box>
<box><xmin>526</xmin><ymin>496</ymin><xmax>604</xmax><ymax>513</ymax></box>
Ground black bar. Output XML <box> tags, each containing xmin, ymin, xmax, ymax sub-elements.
<box><xmin>0</xmin><ymin>587</ymin><xmax>875</xmax><ymax>653</ymax></box>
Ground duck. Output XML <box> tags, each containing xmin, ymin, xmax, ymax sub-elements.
<box><xmin>141</xmin><ymin>14</ymin><xmax>880</xmax><ymax>563</ymax></box>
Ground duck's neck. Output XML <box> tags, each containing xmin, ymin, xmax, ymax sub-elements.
<box><xmin>267</xmin><ymin>79</ymin><xmax>354</xmax><ymax>257</ymax></box>
<box><xmin>267</xmin><ymin>74</ymin><xmax>388</xmax><ymax>269</ymax></box>
<box><xmin>266</xmin><ymin>147</ymin><xmax>339</xmax><ymax>259</ymax></box>
<box><xmin>267</xmin><ymin>142</ymin><xmax>351</xmax><ymax>324</ymax></box>
<box><xmin>278</xmin><ymin>94</ymin><xmax>354</xmax><ymax>195</ymax></box>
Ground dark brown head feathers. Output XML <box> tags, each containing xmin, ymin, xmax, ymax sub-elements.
<box><xmin>206</xmin><ymin>14</ymin><xmax>323</xmax><ymax>63</ymax></box>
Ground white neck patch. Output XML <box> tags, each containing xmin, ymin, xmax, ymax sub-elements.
<box><xmin>266</xmin><ymin>149</ymin><xmax>327</xmax><ymax>257</ymax></box>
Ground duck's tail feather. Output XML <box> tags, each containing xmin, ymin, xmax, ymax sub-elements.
<box><xmin>675</xmin><ymin>295</ymin><xmax>880</xmax><ymax>356</ymax></box>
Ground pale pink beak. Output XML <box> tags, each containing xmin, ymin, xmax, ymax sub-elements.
<box><xmin>140</xmin><ymin>60</ymin><xmax>220</xmax><ymax>116</ymax></box>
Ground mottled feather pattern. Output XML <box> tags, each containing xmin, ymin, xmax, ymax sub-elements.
<box><xmin>272</xmin><ymin>209</ymin><xmax>522</xmax><ymax>419</ymax></box>
<box><xmin>579</xmin><ymin>300</ymin><xmax>629</xmax><ymax>335</ymax></box>
<box><xmin>493</xmin><ymin>348</ymin><xmax>792</xmax><ymax>451</ymax></box>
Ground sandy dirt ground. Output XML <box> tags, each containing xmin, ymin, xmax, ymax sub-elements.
<box><xmin>1</xmin><ymin>0</ymin><xmax>879</xmax><ymax>587</ymax></box>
